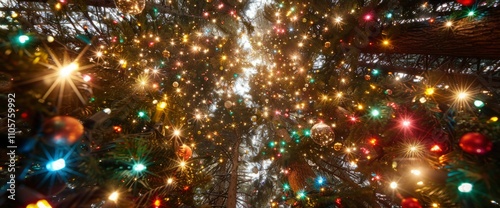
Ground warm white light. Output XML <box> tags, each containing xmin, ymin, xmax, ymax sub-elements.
<box><xmin>167</xmin><ymin>178</ymin><xmax>174</xmax><ymax>184</ymax></box>
<box><xmin>411</xmin><ymin>169</ymin><xmax>421</xmax><ymax>176</ymax></box>
<box><xmin>457</xmin><ymin>92</ymin><xmax>468</xmax><ymax>99</ymax></box>
<box><xmin>409</xmin><ymin>146</ymin><xmax>418</xmax><ymax>151</ymax></box>
<box><xmin>445</xmin><ymin>21</ymin><xmax>453</xmax><ymax>27</ymax></box>
<box><xmin>83</xmin><ymin>75</ymin><xmax>91</xmax><ymax>82</ymax></box>
<box><xmin>390</xmin><ymin>182</ymin><xmax>398</xmax><ymax>189</ymax></box>
<box><xmin>59</xmin><ymin>63</ymin><xmax>78</xmax><ymax>77</ymax></box>
<box><xmin>109</xmin><ymin>191</ymin><xmax>119</xmax><ymax>202</ymax></box>
<box><xmin>173</xmin><ymin>129</ymin><xmax>181</xmax><ymax>136</ymax></box>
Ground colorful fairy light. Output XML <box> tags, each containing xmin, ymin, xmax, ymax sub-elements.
<box><xmin>46</xmin><ymin>158</ymin><xmax>66</xmax><ymax>171</ymax></box>
<box><xmin>108</xmin><ymin>191</ymin><xmax>119</xmax><ymax>202</ymax></box>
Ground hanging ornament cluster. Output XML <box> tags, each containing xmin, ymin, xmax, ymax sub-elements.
<box><xmin>310</xmin><ymin>122</ymin><xmax>335</xmax><ymax>146</ymax></box>
<box><xmin>177</xmin><ymin>144</ymin><xmax>193</xmax><ymax>160</ymax></box>
<box><xmin>42</xmin><ymin>116</ymin><xmax>84</xmax><ymax>146</ymax></box>
<box><xmin>459</xmin><ymin>132</ymin><xmax>492</xmax><ymax>155</ymax></box>
<box><xmin>114</xmin><ymin>0</ymin><xmax>146</xmax><ymax>15</ymax></box>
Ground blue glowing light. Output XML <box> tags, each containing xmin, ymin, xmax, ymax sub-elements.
<box><xmin>133</xmin><ymin>163</ymin><xmax>146</xmax><ymax>172</ymax></box>
<box><xmin>46</xmin><ymin>158</ymin><xmax>66</xmax><ymax>171</ymax></box>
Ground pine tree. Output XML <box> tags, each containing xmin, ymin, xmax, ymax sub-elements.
<box><xmin>1</xmin><ymin>0</ymin><xmax>500</xmax><ymax>208</ymax></box>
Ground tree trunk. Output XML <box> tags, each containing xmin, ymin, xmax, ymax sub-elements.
<box><xmin>361</xmin><ymin>9</ymin><xmax>500</xmax><ymax>59</ymax></box>
<box><xmin>226</xmin><ymin>134</ymin><xmax>241</xmax><ymax>208</ymax></box>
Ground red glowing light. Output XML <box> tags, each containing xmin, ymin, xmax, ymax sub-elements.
<box><xmin>402</xmin><ymin>120</ymin><xmax>411</xmax><ymax>127</ymax></box>
<box><xmin>154</xmin><ymin>199</ymin><xmax>161</xmax><ymax>207</ymax></box>
<box><xmin>369</xmin><ymin>138</ymin><xmax>377</xmax><ymax>145</ymax></box>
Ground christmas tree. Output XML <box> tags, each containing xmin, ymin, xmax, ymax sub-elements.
<box><xmin>1</xmin><ymin>0</ymin><xmax>499</xmax><ymax>207</ymax></box>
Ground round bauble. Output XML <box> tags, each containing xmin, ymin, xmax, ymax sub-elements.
<box><xmin>162</xmin><ymin>49</ymin><xmax>171</xmax><ymax>58</ymax></box>
<box><xmin>42</xmin><ymin>116</ymin><xmax>84</xmax><ymax>146</ymax></box>
<box><xmin>224</xmin><ymin>101</ymin><xmax>233</xmax><ymax>108</ymax></box>
<box><xmin>310</xmin><ymin>122</ymin><xmax>335</xmax><ymax>146</ymax></box>
<box><xmin>333</xmin><ymin>142</ymin><xmax>343</xmax><ymax>151</ymax></box>
<box><xmin>251</xmin><ymin>115</ymin><xmax>257</xmax><ymax>122</ymax></box>
<box><xmin>401</xmin><ymin>197</ymin><xmax>422</xmax><ymax>208</ymax></box>
<box><xmin>172</xmin><ymin>81</ymin><xmax>179</xmax><ymax>88</ymax></box>
<box><xmin>459</xmin><ymin>132</ymin><xmax>492</xmax><ymax>155</ymax></box>
<box><xmin>252</xmin><ymin>166</ymin><xmax>259</xmax><ymax>174</ymax></box>
<box><xmin>324</xmin><ymin>41</ymin><xmax>331</xmax><ymax>48</ymax></box>
<box><xmin>177</xmin><ymin>145</ymin><xmax>193</xmax><ymax>160</ymax></box>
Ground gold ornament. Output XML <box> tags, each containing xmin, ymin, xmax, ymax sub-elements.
<box><xmin>177</xmin><ymin>145</ymin><xmax>193</xmax><ymax>160</ymax></box>
<box><xmin>324</xmin><ymin>41</ymin><xmax>331</xmax><ymax>48</ymax></box>
<box><xmin>333</xmin><ymin>142</ymin><xmax>343</xmax><ymax>151</ymax></box>
<box><xmin>162</xmin><ymin>49</ymin><xmax>170</xmax><ymax>58</ymax></box>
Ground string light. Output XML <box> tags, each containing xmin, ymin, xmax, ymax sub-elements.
<box><xmin>390</xmin><ymin>182</ymin><xmax>398</xmax><ymax>189</ymax></box>
<box><xmin>46</xmin><ymin>159</ymin><xmax>66</xmax><ymax>171</ymax></box>
<box><xmin>59</xmin><ymin>63</ymin><xmax>78</xmax><ymax>77</ymax></box>
<box><xmin>108</xmin><ymin>191</ymin><xmax>119</xmax><ymax>202</ymax></box>
<box><xmin>133</xmin><ymin>163</ymin><xmax>146</xmax><ymax>172</ymax></box>
<box><xmin>458</xmin><ymin>183</ymin><xmax>473</xmax><ymax>193</ymax></box>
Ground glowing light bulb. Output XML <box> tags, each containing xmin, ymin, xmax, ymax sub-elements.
<box><xmin>46</xmin><ymin>158</ymin><xmax>66</xmax><ymax>171</ymax></box>
<box><xmin>371</xmin><ymin>109</ymin><xmax>380</xmax><ymax>117</ymax></box>
<box><xmin>173</xmin><ymin>129</ymin><xmax>181</xmax><ymax>136</ymax></box>
<box><xmin>430</xmin><ymin>144</ymin><xmax>442</xmax><ymax>152</ymax></box>
<box><xmin>109</xmin><ymin>191</ymin><xmax>119</xmax><ymax>202</ymax></box>
<box><xmin>457</xmin><ymin>92</ymin><xmax>468</xmax><ymax>99</ymax></box>
<box><xmin>458</xmin><ymin>183</ymin><xmax>473</xmax><ymax>193</ymax></box>
<box><xmin>390</xmin><ymin>182</ymin><xmax>398</xmax><ymax>189</ymax></box>
<box><xmin>83</xmin><ymin>74</ymin><xmax>91</xmax><ymax>82</ymax></box>
<box><xmin>59</xmin><ymin>63</ymin><xmax>78</xmax><ymax>77</ymax></box>
<box><xmin>445</xmin><ymin>21</ymin><xmax>453</xmax><ymax>27</ymax></box>
<box><xmin>18</xmin><ymin>35</ymin><xmax>30</xmax><ymax>44</ymax></box>
<box><xmin>402</xmin><ymin>120</ymin><xmax>411</xmax><ymax>127</ymax></box>
<box><xmin>425</xmin><ymin>88</ymin><xmax>434</xmax><ymax>95</ymax></box>
<box><xmin>474</xmin><ymin>100</ymin><xmax>484</xmax><ymax>108</ymax></box>
<box><xmin>133</xmin><ymin>163</ymin><xmax>146</xmax><ymax>172</ymax></box>
<box><xmin>411</xmin><ymin>169</ymin><xmax>421</xmax><ymax>176</ymax></box>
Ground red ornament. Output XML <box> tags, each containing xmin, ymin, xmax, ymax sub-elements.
<box><xmin>401</xmin><ymin>197</ymin><xmax>422</xmax><ymax>208</ymax></box>
<box><xmin>42</xmin><ymin>116</ymin><xmax>84</xmax><ymax>146</ymax></box>
<box><xmin>177</xmin><ymin>145</ymin><xmax>193</xmax><ymax>160</ymax></box>
<box><xmin>459</xmin><ymin>132</ymin><xmax>492</xmax><ymax>155</ymax></box>
<box><xmin>456</xmin><ymin>0</ymin><xmax>475</xmax><ymax>6</ymax></box>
